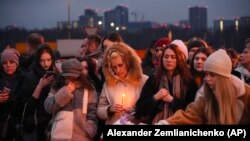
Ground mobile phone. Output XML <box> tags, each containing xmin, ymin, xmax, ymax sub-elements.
<box><xmin>46</xmin><ymin>71</ymin><xmax>56</xmax><ymax>77</ymax></box>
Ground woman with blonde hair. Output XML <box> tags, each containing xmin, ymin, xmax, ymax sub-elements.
<box><xmin>97</xmin><ymin>43</ymin><xmax>148</xmax><ymax>125</ymax></box>
<box><xmin>156</xmin><ymin>49</ymin><xmax>250</xmax><ymax>124</ymax></box>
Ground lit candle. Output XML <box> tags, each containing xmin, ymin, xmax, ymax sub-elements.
<box><xmin>122</xmin><ymin>93</ymin><xmax>126</xmax><ymax>106</ymax></box>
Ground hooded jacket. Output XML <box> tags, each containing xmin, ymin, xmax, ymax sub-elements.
<box><xmin>97</xmin><ymin>43</ymin><xmax>148</xmax><ymax>124</ymax></box>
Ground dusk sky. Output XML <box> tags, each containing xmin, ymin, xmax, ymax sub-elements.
<box><xmin>0</xmin><ymin>0</ymin><xmax>249</xmax><ymax>30</ymax></box>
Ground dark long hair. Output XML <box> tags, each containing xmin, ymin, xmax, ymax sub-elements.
<box><xmin>187</xmin><ymin>37</ymin><xmax>208</xmax><ymax>51</ymax></box>
<box><xmin>154</xmin><ymin>44</ymin><xmax>191</xmax><ymax>87</ymax></box>
<box><xmin>101</xmin><ymin>32</ymin><xmax>124</xmax><ymax>51</ymax></box>
<box><xmin>34</xmin><ymin>44</ymin><xmax>55</xmax><ymax>71</ymax></box>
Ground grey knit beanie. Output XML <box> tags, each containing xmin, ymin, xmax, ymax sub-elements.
<box><xmin>61</xmin><ymin>58</ymin><xmax>83</xmax><ymax>77</ymax></box>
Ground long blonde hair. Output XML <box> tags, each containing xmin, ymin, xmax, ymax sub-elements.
<box><xmin>204</xmin><ymin>75</ymin><xmax>237</xmax><ymax>124</ymax></box>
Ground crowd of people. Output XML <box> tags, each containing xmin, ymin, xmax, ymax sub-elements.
<box><xmin>0</xmin><ymin>32</ymin><xmax>250</xmax><ymax>141</ymax></box>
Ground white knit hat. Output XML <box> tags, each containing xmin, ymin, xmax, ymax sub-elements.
<box><xmin>171</xmin><ymin>40</ymin><xmax>188</xmax><ymax>61</ymax></box>
<box><xmin>204</xmin><ymin>49</ymin><xmax>232</xmax><ymax>77</ymax></box>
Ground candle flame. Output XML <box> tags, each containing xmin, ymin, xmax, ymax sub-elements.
<box><xmin>122</xmin><ymin>93</ymin><xmax>126</xmax><ymax>97</ymax></box>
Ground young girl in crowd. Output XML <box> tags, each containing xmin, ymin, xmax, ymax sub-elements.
<box><xmin>44</xmin><ymin>58</ymin><xmax>98</xmax><ymax>141</ymax></box>
<box><xmin>19</xmin><ymin>44</ymin><xmax>57</xmax><ymax>141</ymax></box>
<box><xmin>187</xmin><ymin>47</ymin><xmax>213</xmax><ymax>103</ymax></box>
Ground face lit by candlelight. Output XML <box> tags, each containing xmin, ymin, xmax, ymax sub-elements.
<box><xmin>109</xmin><ymin>52</ymin><xmax>128</xmax><ymax>78</ymax></box>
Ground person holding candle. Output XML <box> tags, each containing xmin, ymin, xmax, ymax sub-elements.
<box><xmin>97</xmin><ymin>43</ymin><xmax>148</xmax><ymax>125</ymax></box>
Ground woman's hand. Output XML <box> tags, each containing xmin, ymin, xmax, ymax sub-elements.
<box><xmin>108</xmin><ymin>104</ymin><xmax>124</xmax><ymax>113</ymax></box>
<box><xmin>66</xmin><ymin>81</ymin><xmax>76</xmax><ymax>94</ymax></box>
<box><xmin>0</xmin><ymin>92</ymin><xmax>10</xmax><ymax>103</ymax></box>
<box><xmin>32</xmin><ymin>74</ymin><xmax>54</xmax><ymax>99</ymax></box>
<box><xmin>38</xmin><ymin>74</ymin><xmax>54</xmax><ymax>88</ymax></box>
<box><xmin>162</xmin><ymin>93</ymin><xmax>173</xmax><ymax>103</ymax></box>
<box><xmin>153</xmin><ymin>88</ymin><xmax>169</xmax><ymax>101</ymax></box>
<box><xmin>123</xmin><ymin>107</ymin><xmax>135</xmax><ymax>113</ymax></box>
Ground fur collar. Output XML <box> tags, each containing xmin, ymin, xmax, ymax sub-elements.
<box><xmin>103</xmin><ymin>43</ymin><xmax>143</xmax><ymax>87</ymax></box>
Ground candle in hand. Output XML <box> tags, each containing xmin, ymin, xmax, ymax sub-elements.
<box><xmin>122</xmin><ymin>93</ymin><xmax>126</xmax><ymax>106</ymax></box>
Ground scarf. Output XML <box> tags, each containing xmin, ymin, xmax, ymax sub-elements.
<box><xmin>152</xmin><ymin>74</ymin><xmax>184</xmax><ymax>124</ymax></box>
<box><xmin>0</xmin><ymin>73</ymin><xmax>18</xmax><ymax>91</ymax></box>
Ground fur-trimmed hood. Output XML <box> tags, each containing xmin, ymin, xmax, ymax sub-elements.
<box><xmin>103</xmin><ymin>43</ymin><xmax>143</xmax><ymax>87</ymax></box>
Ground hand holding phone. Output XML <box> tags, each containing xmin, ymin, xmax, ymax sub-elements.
<box><xmin>45</xmin><ymin>71</ymin><xmax>56</xmax><ymax>78</ymax></box>
<box><xmin>0</xmin><ymin>87</ymin><xmax>10</xmax><ymax>103</ymax></box>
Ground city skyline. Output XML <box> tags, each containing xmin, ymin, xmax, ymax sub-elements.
<box><xmin>0</xmin><ymin>0</ymin><xmax>249</xmax><ymax>30</ymax></box>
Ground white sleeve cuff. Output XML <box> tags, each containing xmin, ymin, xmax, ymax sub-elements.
<box><xmin>155</xmin><ymin>120</ymin><xmax>169</xmax><ymax>125</ymax></box>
